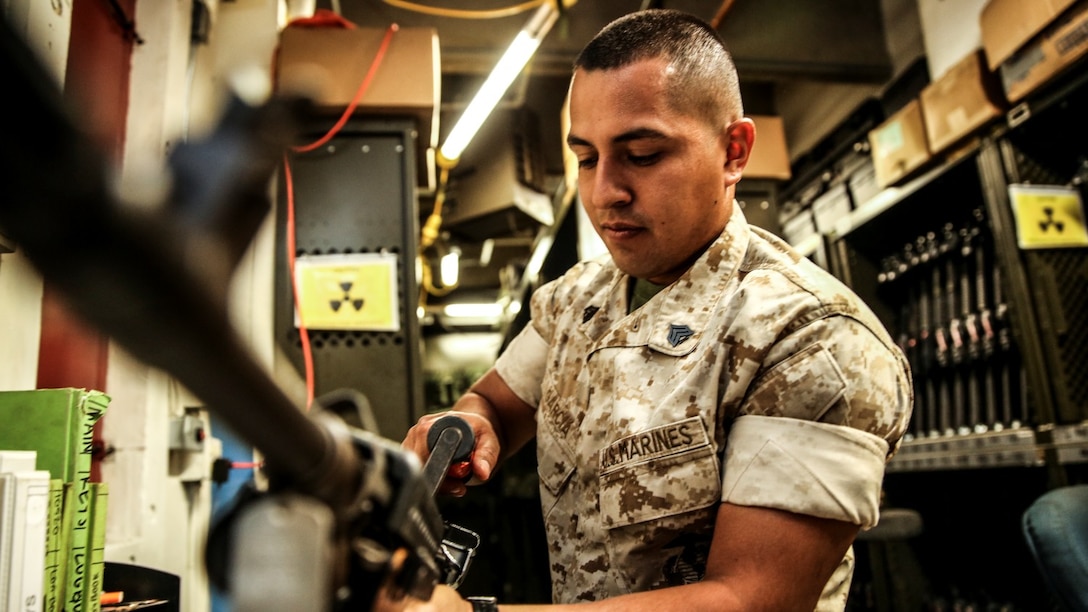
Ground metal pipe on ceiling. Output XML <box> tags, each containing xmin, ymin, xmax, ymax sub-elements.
<box><xmin>710</xmin><ymin>0</ymin><xmax>737</xmax><ymax>29</ymax></box>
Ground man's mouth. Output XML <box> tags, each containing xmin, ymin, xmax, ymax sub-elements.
<box><xmin>601</xmin><ymin>222</ymin><xmax>643</xmax><ymax>236</ymax></box>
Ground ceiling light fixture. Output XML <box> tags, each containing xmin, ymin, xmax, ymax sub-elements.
<box><xmin>436</xmin><ymin>1</ymin><xmax>560</xmax><ymax>166</ymax></box>
<box><xmin>443</xmin><ymin>302</ymin><xmax>506</xmax><ymax>319</ymax></box>
<box><xmin>439</xmin><ymin>245</ymin><xmax>461</xmax><ymax>287</ymax></box>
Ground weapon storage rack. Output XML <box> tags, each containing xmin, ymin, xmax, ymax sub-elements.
<box><xmin>790</xmin><ymin>66</ymin><xmax>1088</xmax><ymax>609</ymax></box>
<box><xmin>825</xmin><ymin>68</ymin><xmax>1088</xmax><ymax>474</ymax></box>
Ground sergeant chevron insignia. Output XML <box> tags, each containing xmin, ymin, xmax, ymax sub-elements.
<box><xmin>668</xmin><ymin>324</ymin><xmax>694</xmax><ymax>347</ymax></box>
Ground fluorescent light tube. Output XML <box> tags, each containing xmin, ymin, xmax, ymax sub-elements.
<box><xmin>443</xmin><ymin>303</ymin><xmax>505</xmax><ymax>319</ymax></box>
<box><xmin>438</xmin><ymin>2</ymin><xmax>559</xmax><ymax>164</ymax></box>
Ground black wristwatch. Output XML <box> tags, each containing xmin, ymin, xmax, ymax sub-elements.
<box><xmin>466</xmin><ymin>595</ymin><xmax>499</xmax><ymax>611</ymax></box>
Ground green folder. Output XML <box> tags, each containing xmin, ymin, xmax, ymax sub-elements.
<box><xmin>0</xmin><ymin>388</ymin><xmax>110</xmax><ymax>612</ymax></box>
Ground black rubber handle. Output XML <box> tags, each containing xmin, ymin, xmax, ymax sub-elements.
<box><xmin>422</xmin><ymin>415</ymin><xmax>476</xmax><ymax>496</ymax></box>
<box><xmin>426</xmin><ymin>414</ymin><xmax>475</xmax><ymax>461</ymax></box>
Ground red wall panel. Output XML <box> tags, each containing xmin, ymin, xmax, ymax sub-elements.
<box><xmin>38</xmin><ymin>0</ymin><xmax>137</xmax><ymax>479</ymax></box>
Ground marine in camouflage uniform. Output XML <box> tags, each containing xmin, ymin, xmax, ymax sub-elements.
<box><xmin>495</xmin><ymin>206</ymin><xmax>913</xmax><ymax>608</ymax></box>
<box><xmin>396</xmin><ymin>8</ymin><xmax>915</xmax><ymax>611</ymax></box>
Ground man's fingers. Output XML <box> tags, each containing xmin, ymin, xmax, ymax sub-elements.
<box><xmin>404</xmin><ymin>410</ymin><xmax>501</xmax><ymax>493</ymax></box>
<box><xmin>472</xmin><ymin>456</ymin><xmax>493</xmax><ymax>483</ymax></box>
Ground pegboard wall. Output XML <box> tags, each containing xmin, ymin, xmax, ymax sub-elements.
<box><xmin>275</xmin><ymin>118</ymin><xmax>425</xmax><ymax>441</ymax></box>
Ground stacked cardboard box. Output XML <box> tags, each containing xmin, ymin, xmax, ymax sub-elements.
<box><xmin>981</xmin><ymin>0</ymin><xmax>1088</xmax><ymax>102</ymax></box>
<box><xmin>275</xmin><ymin>24</ymin><xmax>441</xmax><ymax>190</ymax></box>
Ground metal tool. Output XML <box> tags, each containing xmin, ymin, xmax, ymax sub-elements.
<box><xmin>421</xmin><ymin>415</ymin><xmax>482</xmax><ymax>588</ymax></box>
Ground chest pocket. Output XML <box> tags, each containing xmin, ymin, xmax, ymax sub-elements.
<box><xmin>536</xmin><ymin>410</ymin><xmax>577</xmax><ymax>518</ymax></box>
<box><xmin>598</xmin><ymin>417</ymin><xmax>721</xmax><ymax>529</ymax></box>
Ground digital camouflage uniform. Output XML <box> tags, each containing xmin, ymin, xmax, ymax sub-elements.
<box><xmin>496</xmin><ymin>208</ymin><xmax>913</xmax><ymax>610</ymax></box>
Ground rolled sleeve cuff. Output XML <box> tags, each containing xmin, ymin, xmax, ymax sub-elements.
<box><xmin>494</xmin><ymin>324</ymin><xmax>548</xmax><ymax>408</ymax></box>
<box><xmin>722</xmin><ymin>416</ymin><xmax>889</xmax><ymax>529</ymax></box>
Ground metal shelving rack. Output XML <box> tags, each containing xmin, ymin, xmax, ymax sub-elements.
<box><xmin>808</xmin><ymin>65</ymin><xmax>1088</xmax><ymax>476</ymax></box>
<box><xmin>787</xmin><ymin>57</ymin><xmax>1088</xmax><ymax>612</ymax></box>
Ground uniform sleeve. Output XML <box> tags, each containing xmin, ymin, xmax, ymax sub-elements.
<box><xmin>722</xmin><ymin>416</ymin><xmax>888</xmax><ymax>528</ymax></box>
<box><xmin>492</xmin><ymin>278</ymin><xmax>562</xmax><ymax>409</ymax></box>
<box><xmin>739</xmin><ymin>315</ymin><xmax>913</xmax><ymax>442</ymax></box>
<box><xmin>494</xmin><ymin>324</ymin><xmax>548</xmax><ymax>408</ymax></box>
<box><xmin>722</xmin><ymin>314</ymin><xmax>913</xmax><ymax>528</ymax></box>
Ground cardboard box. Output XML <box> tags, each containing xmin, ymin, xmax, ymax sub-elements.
<box><xmin>999</xmin><ymin>1</ymin><xmax>1088</xmax><ymax>102</ymax></box>
<box><xmin>868</xmin><ymin>99</ymin><xmax>932</xmax><ymax>189</ymax></box>
<box><xmin>920</xmin><ymin>49</ymin><xmax>1006</xmax><ymax>155</ymax></box>
<box><xmin>275</xmin><ymin>26</ymin><xmax>440</xmax><ymax>188</ymax></box>
<box><xmin>744</xmin><ymin>115</ymin><xmax>791</xmax><ymax>180</ymax></box>
<box><xmin>980</xmin><ymin>0</ymin><xmax>1077</xmax><ymax>69</ymax></box>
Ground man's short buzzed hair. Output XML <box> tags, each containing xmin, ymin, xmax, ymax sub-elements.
<box><xmin>574</xmin><ymin>9</ymin><xmax>743</xmax><ymax>127</ymax></box>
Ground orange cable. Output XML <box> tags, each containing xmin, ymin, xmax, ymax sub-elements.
<box><xmin>282</xmin><ymin>153</ymin><xmax>316</xmax><ymax>409</ymax></box>
<box><xmin>281</xmin><ymin>23</ymin><xmax>400</xmax><ymax>410</ymax></box>
<box><xmin>710</xmin><ymin>0</ymin><xmax>737</xmax><ymax>29</ymax></box>
<box><xmin>291</xmin><ymin>23</ymin><xmax>400</xmax><ymax>154</ymax></box>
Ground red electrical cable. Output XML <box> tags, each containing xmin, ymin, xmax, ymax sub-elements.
<box><xmin>291</xmin><ymin>23</ymin><xmax>400</xmax><ymax>154</ymax></box>
<box><xmin>282</xmin><ymin>154</ymin><xmax>316</xmax><ymax>409</ymax></box>
<box><xmin>281</xmin><ymin>23</ymin><xmax>400</xmax><ymax>410</ymax></box>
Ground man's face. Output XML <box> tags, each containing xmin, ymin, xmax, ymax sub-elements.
<box><xmin>567</xmin><ymin>58</ymin><xmax>736</xmax><ymax>285</ymax></box>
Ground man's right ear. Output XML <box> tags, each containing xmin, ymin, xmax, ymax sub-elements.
<box><xmin>723</xmin><ymin>117</ymin><xmax>755</xmax><ymax>181</ymax></box>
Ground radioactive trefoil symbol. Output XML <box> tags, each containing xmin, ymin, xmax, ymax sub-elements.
<box><xmin>1038</xmin><ymin>207</ymin><xmax>1065</xmax><ymax>233</ymax></box>
<box><xmin>329</xmin><ymin>281</ymin><xmax>365</xmax><ymax>313</ymax></box>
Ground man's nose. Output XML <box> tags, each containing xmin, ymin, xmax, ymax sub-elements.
<box><xmin>589</xmin><ymin>158</ymin><xmax>630</xmax><ymax>209</ymax></box>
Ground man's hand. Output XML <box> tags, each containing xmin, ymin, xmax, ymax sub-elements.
<box><xmin>372</xmin><ymin>582</ymin><xmax>472</xmax><ymax>612</ymax></box>
<box><xmin>402</xmin><ymin>368</ymin><xmax>537</xmax><ymax>496</ymax></box>
<box><xmin>402</xmin><ymin>410</ymin><xmax>501</xmax><ymax>496</ymax></box>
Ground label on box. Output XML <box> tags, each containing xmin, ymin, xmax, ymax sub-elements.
<box><xmin>874</xmin><ymin>123</ymin><xmax>905</xmax><ymax>157</ymax></box>
<box><xmin>1009</xmin><ymin>184</ymin><xmax>1088</xmax><ymax>249</ymax></box>
<box><xmin>1002</xmin><ymin>45</ymin><xmax>1047</xmax><ymax>87</ymax></box>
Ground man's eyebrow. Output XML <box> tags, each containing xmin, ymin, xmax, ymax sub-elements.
<box><xmin>567</xmin><ymin>128</ymin><xmax>668</xmax><ymax>149</ymax></box>
<box><xmin>613</xmin><ymin>127</ymin><xmax>667</xmax><ymax>144</ymax></box>
<box><xmin>567</xmin><ymin>134</ymin><xmax>592</xmax><ymax>148</ymax></box>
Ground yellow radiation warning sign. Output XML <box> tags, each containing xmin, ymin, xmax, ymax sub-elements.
<box><xmin>294</xmin><ymin>253</ymin><xmax>400</xmax><ymax>331</ymax></box>
<box><xmin>1009</xmin><ymin>184</ymin><xmax>1088</xmax><ymax>250</ymax></box>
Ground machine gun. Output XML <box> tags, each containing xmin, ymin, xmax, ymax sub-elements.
<box><xmin>0</xmin><ymin>17</ymin><xmax>476</xmax><ymax>611</ymax></box>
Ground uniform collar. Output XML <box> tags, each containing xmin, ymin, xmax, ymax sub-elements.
<box><xmin>585</xmin><ymin>205</ymin><xmax>752</xmax><ymax>356</ymax></box>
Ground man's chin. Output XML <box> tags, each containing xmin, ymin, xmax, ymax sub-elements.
<box><xmin>612</xmin><ymin>259</ymin><xmax>656</xmax><ymax>281</ymax></box>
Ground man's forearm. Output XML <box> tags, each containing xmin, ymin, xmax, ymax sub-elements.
<box><xmin>459</xmin><ymin>369</ymin><xmax>538</xmax><ymax>463</ymax></box>
<box><xmin>486</xmin><ymin>581</ymin><xmax>753</xmax><ymax>612</ymax></box>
